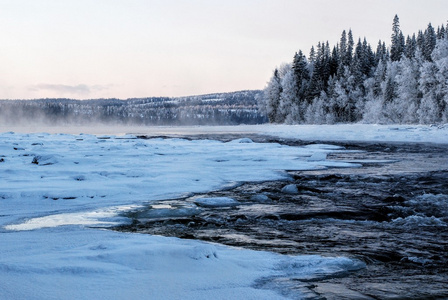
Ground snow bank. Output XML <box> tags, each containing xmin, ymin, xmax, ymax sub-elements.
<box><xmin>0</xmin><ymin>228</ymin><xmax>364</xmax><ymax>300</ymax></box>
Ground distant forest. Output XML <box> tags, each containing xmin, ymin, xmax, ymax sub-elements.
<box><xmin>260</xmin><ymin>15</ymin><xmax>448</xmax><ymax>124</ymax></box>
<box><xmin>0</xmin><ymin>90</ymin><xmax>266</xmax><ymax>125</ymax></box>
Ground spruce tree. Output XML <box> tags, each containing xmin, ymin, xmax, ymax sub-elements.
<box><xmin>292</xmin><ymin>50</ymin><xmax>310</xmax><ymax>103</ymax></box>
<box><xmin>405</xmin><ymin>34</ymin><xmax>417</xmax><ymax>58</ymax></box>
<box><xmin>424</xmin><ymin>23</ymin><xmax>437</xmax><ymax>61</ymax></box>
<box><xmin>347</xmin><ymin>29</ymin><xmax>354</xmax><ymax>66</ymax></box>
<box><xmin>309</xmin><ymin>46</ymin><xmax>316</xmax><ymax>63</ymax></box>
<box><xmin>329</xmin><ymin>46</ymin><xmax>339</xmax><ymax>77</ymax></box>
<box><xmin>417</xmin><ymin>30</ymin><xmax>425</xmax><ymax>51</ymax></box>
<box><xmin>391</xmin><ymin>15</ymin><xmax>405</xmax><ymax>61</ymax></box>
<box><xmin>260</xmin><ymin>14</ymin><xmax>448</xmax><ymax>125</ymax></box>
<box><xmin>339</xmin><ymin>30</ymin><xmax>347</xmax><ymax>66</ymax></box>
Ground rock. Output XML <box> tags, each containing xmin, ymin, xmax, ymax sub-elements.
<box><xmin>250</xmin><ymin>194</ymin><xmax>271</xmax><ymax>202</ymax></box>
<box><xmin>281</xmin><ymin>184</ymin><xmax>299</xmax><ymax>194</ymax></box>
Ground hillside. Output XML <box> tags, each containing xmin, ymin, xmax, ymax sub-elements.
<box><xmin>0</xmin><ymin>90</ymin><xmax>266</xmax><ymax>126</ymax></box>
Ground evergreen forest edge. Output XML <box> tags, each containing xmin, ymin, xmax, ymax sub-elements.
<box><xmin>260</xmin><ymin>15</ymin><xmax>448</xmax><ymax>125</ymax></box>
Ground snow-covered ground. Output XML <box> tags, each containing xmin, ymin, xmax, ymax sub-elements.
<box><xmin>1</xmin><ymin>124</ymin><xmax>447</xmax><ymax>299</ymax></box>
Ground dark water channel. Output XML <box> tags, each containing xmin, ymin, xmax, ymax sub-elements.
<box><xmin>115</xmin><ymin>135</ymin><xmax>448</xmax><ymax>299</ymax></box>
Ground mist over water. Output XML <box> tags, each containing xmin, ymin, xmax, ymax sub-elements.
<box><xmin>0</xmin><ymin>91</ymin><xmax>266</xmax><ymax>131</ymax></box>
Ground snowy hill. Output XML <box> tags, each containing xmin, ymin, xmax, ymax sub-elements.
<box><xmin>0</xmin><ymin>90</ymin><xmax>266</xmax><ymax>126</ymax></box>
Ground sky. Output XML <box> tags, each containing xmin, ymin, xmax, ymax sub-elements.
<box><xmin>0</xmin><ymin>0</ymin><xmax>447</xmax><ymax>100</ymax></box>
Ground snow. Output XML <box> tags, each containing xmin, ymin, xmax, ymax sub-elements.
<box><xmin>0</xmin><ymin>124</ymin><xmax>446</xmax><ymax>299</ymax></box>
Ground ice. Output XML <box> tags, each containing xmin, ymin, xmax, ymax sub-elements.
<box><xmin>4</xmin><ymin>205</ymin><xmax>137</xmax><ymax>231</ymax></box>
<box><xmin>134</xmin><ymin>204</ymin><xmax>202</xmax><ymax>219</ymax></box>
<box><xmin>228</xmin><ymin>137</ymin><xmax>254</xmax><ymax>143</ymax></box>
<box><xmin>194</xmin><ymin>197</ymin><xmax>240</xmax><ymax>207</ymax></box>
<box><xmin>308</xmin><ymin>152</ymin><xmax>327</xmax><ymax>161</ymax></box>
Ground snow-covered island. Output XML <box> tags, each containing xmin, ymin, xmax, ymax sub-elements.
<box><xmin>1</xmin><ymin>124</ymin><xmax>447</xmax><ymax>299</ymax></box>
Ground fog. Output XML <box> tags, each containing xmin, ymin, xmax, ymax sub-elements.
<box><xmin>0</xmin><ymin>91</ymin><xmax>266</xmax><ymax>133</ymax></box>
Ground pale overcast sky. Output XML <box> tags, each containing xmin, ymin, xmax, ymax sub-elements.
<box><xmin>0</xmin><ymin>0</ymin><xmax>446</xmax><ymax>99</ymax></box>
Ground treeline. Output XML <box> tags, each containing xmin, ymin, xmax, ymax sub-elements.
<box><xmin>0</xmin><ymin>90</ymin><xmax>266</xmax><ymax>126</ymax></box>
<box><xmin>260</xmin><ymin>15</ymin><xmax>448</xmax><ymax>124</ymax></box>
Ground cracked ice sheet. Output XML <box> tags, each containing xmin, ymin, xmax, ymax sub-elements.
<box><xmin>0</xmin><ymin>132</ymin><xmax>365</xmax><ymax>299</ymax></box>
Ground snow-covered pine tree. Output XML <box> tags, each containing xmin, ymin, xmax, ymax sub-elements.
<box><xmin>432</xmin><ymin>37</ymin><xmax>448</xmax><ymax>121</ymax></box>
<box><xmin>418</xmin><ymin>61</ymin><xmax>441</xmax><ymax>123</ymax></box>
<box><xmin>338</xmin><ymin>30</ymin><xmax>348</xmax><ymax>73</ymax></box>
<box><xmin>393</xmin><ymin>55</ymin><xmax>421</xmax><ymax>123</ymax></box>
<box><xmin>362</xmin><ymin>76</ymin><xmax>384</xmax><ymax>123</ymax></box>
<box><xmin>263</xmin><ymin>68</ymin><xmax>283</xmax><ymax>123</ymax></box>
<box><xmin>347</xmin><ymin>30</ymin><xmax>354</xmax><ymax>66</ymax></box>
<box><xmin>309</xmin><ymin>46</ymin><xmax>316</xmax><ymax>63</ymax></box>
<box><xmin>391</xmin><ymin>15</ymin><xmax>405</xmax><ymax>62</ymax></box>
<box><xmin>279</xmin><ymin>64</ymin><xmax>299</xmax><ymax>124</ymax></box>
<box><xmin>292</xmin><ymin>50</ymin><xmax>310</xmax><ymax>121</ymax></box>
<box><xmin>437</xmin><ymin>24</ymin><xmax>446</xmax><ymax>39</ymax></box>
<box><xmin>423</xmin><ymin>23</ymin><xmax>437</xmax><ymax>61</ymax></box>
<box><xmin>305</xmin><ymin>92</ymin><xmax>328</xmax><ymax>124</ymax></box>
<box><xmin>259</xmin><ymin>15</ymin><xmax>448</xmax><ymax>125</ymax></box>
<box><xmin>405</xmin><ymin>34</ymin><xmax>417</xmax><ymax>59</ymax></box>
<box><xmin>375</xmin><ymin>40</ymin><xmax>387</xmax><ymax>64</ymax></box>
<box><xmin>330</xmin><ymin>46</ymin><xmax>339</xmax><ymax>78</ymax></box>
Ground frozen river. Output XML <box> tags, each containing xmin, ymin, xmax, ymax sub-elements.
<box><xmin>116</xmin><ymin>137</ymin><xmax>448</xmax><ymax>299</ymax></box>
<box><xmin>1</xmin><ymin>124</ymin><xmax>447</xmax><ymax>299</ymax></box>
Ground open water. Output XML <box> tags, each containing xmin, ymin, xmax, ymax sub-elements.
<box><xmin>115</xmin><ymin>135</ymin><xmax>448</xmax><ymax>299</ymax></box>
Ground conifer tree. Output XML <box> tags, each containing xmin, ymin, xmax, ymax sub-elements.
<box><xmin>330</xmin><ymin>46</ymin><xmax>339</xmax><ymax>77</ymax></box>
<box><xmin>391</xmin><ymin>15</ymin><xmax>405</xmax><ymax>61</ymax></box>
<box><xmin>263</xmin><ymin>69</ymin><xmax>283</xmax><ymax>123</ymax></box>
<box><xmin>437</xmin><ymin>25</ymin><xmax>446</xmax><ymax>39</ymax></box>
<box><xmin>424</xmin><ymin>23</ymin><xmax>437</xmax><ymax>61</ymax></box>
<box><xmin>339</xmin><ymin>30</ymin><xmax>347</xmax><ymax>67</ymax></box>
<box><xmin>417</xmin><ymin>30</ymin><xmax>425</xmax><ymax>52</ymax></box>
<box><xmin>309</xmin><ymin>46</ymin><xmax>316</xmax><ymax>63</ymax></box>
<box><xmin>292</xmin><ymin>50</ymin><xmax>310</xmax><ymax>103</ymax></box>
<box><xmin>432</xmin><ymin>38</ymin><xmax>448</xmax><ymax>121</ymax></box>
<box><xmin>393</xmin><ymin>56</ymin><xmax>421</xmax><ymax>123</ymax></box>
<box><xmin>405</xmin><ymin>34</ymin><xmax>417</xmax><ymax>58</ymax></box>
<box><xmin>260</xmin><ymin>15</ymin><xmax>448</xmax><ymax>125</ymax></box>
<box><xmin>279</xmin><ymin>65</ymin><xmax>298</xmax><ymax>123</ymax></box>
<box><xmin>418</xmin><ymin>61</ymin><xmax>440</xmax><ymax>123</ymax></box>
<box><xmin>347</xmin><ymin>29</ymin><xmax>354</xmax><ymax>66</ymax></box>
<box><xmin>375</xmin><ymin>40</ymin><xmax>387</xmax><ymax>63</ymax></box>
